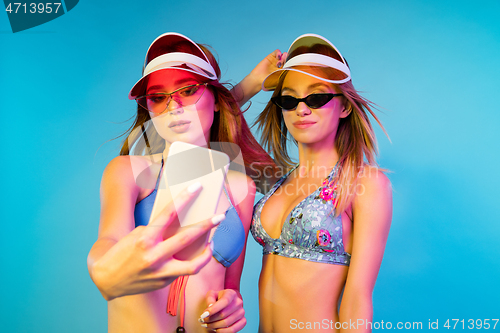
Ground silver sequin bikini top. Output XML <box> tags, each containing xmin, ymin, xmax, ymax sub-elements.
<box><xmin>251</xmin><ymin>164</ymin><xmax>351</xmax><ymax>265</ymax></box>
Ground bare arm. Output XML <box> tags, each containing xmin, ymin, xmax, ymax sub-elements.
<box><xmin>87</xmin><ymin>157</ymin><xmax>138</xmax><ymax>268</ymax></box>
<box><xmin>339</xmin><ymin>167</ymin><xmax>393</xmax><ymax>332</ymax></box>
<box><xmin>87</xmin><ymin>156</ymin><xmax>219</xmax><ymax>300</ymax></box>
<box><xmin>230</xmin><ymin>49</ymin><xmax>286</xmax><ymax>107</ymax></box>
<box><xmin>87</xmin><ymin>156</ymin><xmax>139</xmax><ymax>290</ymax></box>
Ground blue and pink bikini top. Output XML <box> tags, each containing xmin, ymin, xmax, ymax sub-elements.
<box><xmin>251</xmin><ymin>163</ymin><xmax>351</xmax><ymax>266</ymax></box>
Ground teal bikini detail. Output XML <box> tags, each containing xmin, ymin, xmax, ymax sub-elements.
<box><xmin>251</xmin><ymin>164</ymin><xmax>351</xmax><ymax>265</ymax></box>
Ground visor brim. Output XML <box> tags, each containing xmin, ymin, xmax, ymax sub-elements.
<box><xmin>262</xmin><ymin>67</ymin><xmax>351</xmax><ymax>91</ymax></box>
<box><xmin>128</xmin><ymin>67</ymin><xmax>214</xmax><ymax>100</ymax></box>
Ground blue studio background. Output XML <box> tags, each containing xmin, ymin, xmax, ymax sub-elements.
<box><xmin>1</xmin><ymin>0</ymin><xmax>499</xmax><ymax>332</ymax></box>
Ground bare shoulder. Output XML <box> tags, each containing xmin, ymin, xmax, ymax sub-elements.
<box><xmin>101</xmin><ymin>154</ymin><xmax>162</xmax><ymax>190</ymax></box>
<box><xmin>227</xmin><ymin>169</ymin><xmax>256</xmax><ymax>188</ymax></box>
<box><xmin>225</xmin><ymin>170</ymin><xmax>256</xmax><ymax>227</ymax></box>
<box><xmin>102</xmin><ymin>155</ymin><xmax>134</xmax><ymax>185</ymax></box>
<box><xmin>226</xmin><ymin>170</ymin><xmax>256</xmax><ymax>200</ymax></box>
<box><xmin>357</xmin><ymin>165</ymin><xmax>392</xmax><ymax>195</ymax></box>
<box><xmin>352</xmin><ymin>165</ymin><xmax>393</xmax><ymax>225</ymax></box>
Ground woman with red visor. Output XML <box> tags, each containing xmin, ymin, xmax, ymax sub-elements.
<box><xmin>87</xmin><ymin>33</ymin><xmax>282</xmax><ymax>333</ymax></box>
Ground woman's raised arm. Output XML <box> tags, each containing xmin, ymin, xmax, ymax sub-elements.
<box><xmin>231</xmin><ymin>49</ymin><xmax>286</xmax><ymax>107</ymax></box>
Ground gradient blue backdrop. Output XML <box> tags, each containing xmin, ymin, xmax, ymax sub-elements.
<box><xmin>1</xmin><ymin>0</ymin><xmax>499</xmax><ymax>332</ymax></box>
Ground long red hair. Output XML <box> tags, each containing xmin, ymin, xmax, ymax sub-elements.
<box><xmin>119</xmin><ymin>41</ymin><xmax>276</xmax><ymax>191</ymax></box>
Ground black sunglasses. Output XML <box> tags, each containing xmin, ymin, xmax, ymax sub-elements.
<box><xmin>271</xmin><ymin>93</ymin><xmax>343</xmax><ymax>111</ymax></box>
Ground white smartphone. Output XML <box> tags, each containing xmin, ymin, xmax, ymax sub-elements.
<box><xmin>149</xmin><ymin>141</ymin><xmax>230</xmax><ymax>260</ymax></box>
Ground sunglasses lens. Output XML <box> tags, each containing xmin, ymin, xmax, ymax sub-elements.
<box><xmin>136</xmin><ymin>84</ymin><xmax>207</xmax><ymax>113</ymax></box>
<box><xmin>272</xmin><ymin>93</ymin><xmax>341</xmax><ymax>111</ymax></box>
<box><xmin>175</xmin><ymin>84</ymin><xmax>206</xmax><ymax>106</ymax></box>
<box><xmin>305</xmin><ymin>94</ymin><xmax>335</xmax><ymax>109</ymax></box>
<box><xmin>137</xmin><ymin>95</ymin><xmax>169</xmax><ymax>113</ymax></box>
<box><xmin>273</xmin><ymin>96</ymin><xmax>299</xmax><ymax>110</ymax></box>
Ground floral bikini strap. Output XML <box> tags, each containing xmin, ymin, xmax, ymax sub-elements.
<box><xmin>319</xmin><ymin>161</ymin><xmax>341</xmax><ymax>204</ymax></box>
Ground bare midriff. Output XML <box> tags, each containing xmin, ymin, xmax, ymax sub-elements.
<box><xmin>108</xmin><ymin>257</ymin><xmax>225</xmax><ymax>333</ymax></box>
<box><xmin>258</xmin><ymin>254</ymin><xmax>348</xmax><ymax>333</ymax></box>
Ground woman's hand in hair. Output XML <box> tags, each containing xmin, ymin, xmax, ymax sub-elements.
<box><xmin>199</xmin><ymin>289</ymin><xmax>246</xmax><ymax>332</ymax></box>
<box><xmin>88</xmin><ymin>183</ymin><xmax>223</xmax><ymax>301</ymax></box>
<box><xmin>248</xmin><ymin>49</ymin><xmax>287</xmax><ymax>87</ymax></box>
<box><xmin>231</xmin><ymin>49</ymin><xmax>287</xmax><ymax>107</ymax></box>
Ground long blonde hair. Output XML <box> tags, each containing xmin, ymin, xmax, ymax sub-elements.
<box><xmin>255</xmin><ymin>45</ymin><xmax>387</xmax><ymax>214</ymax></box>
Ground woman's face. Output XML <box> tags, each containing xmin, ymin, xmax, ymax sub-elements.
<box><xmin>146</xmin><ymin>69</ymin><xmax>217</xmax><ymax>147</ymax></box>
<box><xmin>280</xmin><ymin>69</ymin><xmax>349</xmax><ymax>147</ymax></box>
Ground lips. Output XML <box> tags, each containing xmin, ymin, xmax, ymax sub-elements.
<box><xmin>168</xmin><ymin>120</ymin><xmax>191</xmax><ymax>128</ymax></box>
<box><xmin>293</xmin><ymin>120</ymin><xmax>316</xmax><ymax>129</ymax></box>
<box><xmin>168</xmin><ymin>119</ymin><xmax>192</xmax><ymax>133</ymax></box>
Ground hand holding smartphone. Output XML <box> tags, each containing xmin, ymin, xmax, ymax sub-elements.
<box><xmin>148</xmin><ymin>141</ymin><xmax>230</xmax><ymax>261</ymax></box>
